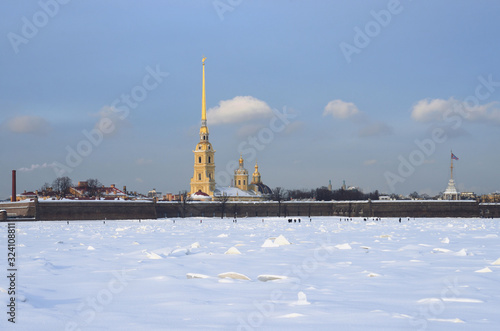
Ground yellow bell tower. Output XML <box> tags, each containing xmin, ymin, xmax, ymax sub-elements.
<box><xmin>190</xmin><ymin>57</ymin><xmax>216</xmax><ymax>196</ymax></box>
<box><xmin>234</xmin><ymin>155</ymin><xmax>249</xmax><ymax>191</ymax></box>
<box><xmin>251</xmin><ymin>161</ymin><xmax>261</xmax><ymax>185</ymax></box>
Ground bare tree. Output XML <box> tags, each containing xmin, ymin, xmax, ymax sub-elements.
<box><xmin>216</xmin><ymin>193</ymin><xmax>230</xmax><ymax>219</ymax></box>
<box><xmin>409</xmin><ymin>191</ymin><xmax>420</xmax><ymax>200</ymax></box>
<box><xmin>86</xmin><ymin>178</ymin><xmax>103</xmax><ymax>197</ymax></box>
<box><xmin>40</xmin><ymin>182</ymin><xmax>51</xmax><ymax>193</ymax></box>
<box><xmin>287</xmin><ymin>189</ymin><xmax>314</xmax><ymax>200</ymax></box>
<box><xmin>315</xmin><ymin>186</ymin><xmax>333</xmax><ymax>201</ymax></box>
<box><xmin>52</xmin><ymin>177</ymin><xmax>73</xmax><ymax>198</ymax></box>
<box><xmin>177</xmin><ymin>191</ymin><xmax>191</xmax><ymax>218</ymax></box>
<box><xmin>272</xmin><ymin>187</ymin><xmax>287</xmax><ymax>217</ymax></box>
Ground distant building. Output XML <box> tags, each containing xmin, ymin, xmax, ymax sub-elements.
<box><xmin>189</xmin><ymin>57</ymin><xmax>216</xmax><ymax>197</ymax></box>
<box><xmin>443</xmin><ymin>152</ymin><xmax>459</xmax><ymax>200</ymax></box>
<box><xmin>481</xmin><ymin>192</ymin><xmax>500</xmax><ymax>203</ymax></box>
<box><xmin>147</xmin><ymin>189</ymin><xmax>162</xmax><ymax>199</ymax></box>
<box><xmin>17</xmin><ymin>190</ymin><xmax>37</xmax><ymax>201</ymax></box>
<box><xmin>188</xmin><ymin>58</ymin><xmax>271</xmax><ymax>201</ymax></box>
<box><xmin>70</xmin><ymin>182</ymin><xmax>128</xmax><ymax>199</ymax></box>
<box><xmin>212</xmin><ymin>156</ymin><xmax>272</xmax><ymax>201</ymax></box>
<box><xmin>460</xmin><ymin>192</ymin><xmax>476</xmax><ymax>200</ymax></box>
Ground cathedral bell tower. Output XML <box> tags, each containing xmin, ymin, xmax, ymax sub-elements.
<box><xmin>190</xmin><ymin>57</ymin><xmax>216</xmax><ymax>196</ymax></box>
<box><xmin>234</xmin><ymin>155</ymin><xmax>249</xmax><ymax>191</ymax></box>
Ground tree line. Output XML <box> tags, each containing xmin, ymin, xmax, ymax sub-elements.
<box><xmin>273</xmin><ymin>186</ymin><xmax>380</xmax><ymax>201</ymax></box>
<box><xmin>40</xmin><ymin>177</ymin><xmax>103</xmax><ymax>198</ymax></box>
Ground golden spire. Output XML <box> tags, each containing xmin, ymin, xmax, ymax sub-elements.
<box><xmin>239</xmin><ymin>154</ymin><xmax>244</xmax><ymax>166</ymax></box>
<box><xmin>201</xmin><ymin>56</ymin><xmax>207</xmax><ymax>126</ymax></box>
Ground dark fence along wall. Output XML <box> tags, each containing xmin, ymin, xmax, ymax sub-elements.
<box><xmin>156</xmin><ymin>200</ymin><xmax>482</xmax><ymax>219</ymax></box>
<box><xmin>1</xmin><ymin>200</ymin><xmax>499</xmax><ymax>221</ymax></box>
<box><xmin>36</xmin><ymin>201</ymin><xmax>157</xmax><ymax>220</ymax></box>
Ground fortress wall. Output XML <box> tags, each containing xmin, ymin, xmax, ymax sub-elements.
<box><xmin>36</xmin><ymin>201</ymin><xmax>157</xmax><ymax>220</ymax></box>
<box><xmin>0</xmin><ymin>200</ymin><xmax>485</xmax><ymax>221</ymax></box>
<box><xmin>0</xmin><ymin>201</ymin><xmax>36</xmax><ymax>218</ymax></box>
<box><xmin>479</xmin><ymin>203</ymin><xmax>500</xmax><ymax>218</ymax></box>
<box><xmin>156</xmin><ymin>200</ymin><xmax>480</xmax><ymax>219</ymax></box>
<box><xmin>370</xmin><ymin>200</ymin><xmax>479</xmax><ymax>218</ymax></box>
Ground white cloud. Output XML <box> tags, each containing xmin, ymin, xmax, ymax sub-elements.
<box><xmin>323</xmin><ymin>99</ymin><xmax>360</xmax><ymax>119</ymax></box>
<box><xmin>5</xmin><ymin>115</ymin><xmax>51</xmax><ymax>135</ymax></box>
<box><xmin>411</xmin><ymin>97</ymin><xmax>500</xmax><ymax>124</ymax></box>
<box><xmin>207</xmin><ymin>96</ymin><xmax>273</xmax><ymax>125</ymax></box>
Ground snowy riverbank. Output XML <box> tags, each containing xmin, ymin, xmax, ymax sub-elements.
<box><xmin>1</xmin><ymin>217</ymin><xmax>499</xmax><ymax>330</ymax></box>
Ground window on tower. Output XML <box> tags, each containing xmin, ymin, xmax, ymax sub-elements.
<box><xmin>238</xmin><ymin>180</ymin><xmax>241</xmax><ymax>185</ymax></box>
<box><xmin>198</xmin><ymin>173</ymin><xmax>201</xmax><ymax>180</ymax></box>
<box><xmin>243</xmin><ymin>180</ymin><xmax>246</xmax><ymax>185</ymax></box>
<box><xmin>208</xmin><ymin>156</ymin><xmax>211</xmax><ymax>163</ymax></box>
<box><xmin>198</xmin><ymin>157</ymin><xmax>202</xmax><ymax>163</ymax></box>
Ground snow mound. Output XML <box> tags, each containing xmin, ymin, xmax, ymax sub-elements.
<box><xmin>224</xmin><ymin>247</ymin><xmax>241</xmax><ymax>255</ymax></box>
<box><xmin>87</xmin><ymin>246</ymin><xmax>95</xmax><ymax>250</ymax></box>
<box><xmin>443</xmin><ymin>298</ymin><xmax>483</xmax><ymax>303</ymax></box>
<box><xmin>367</xmin><ymin>273</ymin><xmax>381</xmax><ymax>277</ymax></box>
<box><xmin>278</xmin><ymin>313</ymin><xmax>305</xmax><ymax>318</ymax></box>
<box><xmin>293</xmin><ymin>291</ymin><xmax>310</xmax><ymax>305</ymax></box>
<box><xmin>417</xmin><ymin>298</ymin><xmax>441</xmax><ymax>304</ymax></box>
<box><xmin>132</xmin><ymin>241</ymin><xmax>140</xmax><ymax>245</ymax></box>
<box><xmin>433</xmin><ymin>248</ymin><xmax>452</xmax><ymax>253</ymax></box>
<box><xmin>261</xmin><ymin>239</ymin><xmax>279</xmax><ymax>248</ymax></box>
<box><xmin>217</xmin><ymin>233</ymin><xmax>228</xmax><ymax>238</ymax></box>
<box><xmin>335</xmin><ymin>243</ymin><xmax>352</xmax><ymax>250</ymax></box>
<box><xmin>257</xmin><ymin>274</ymin><xmax>288</xmax><ymax>282</ymax></box>
<box><xmin>191</xmin><ymin>242</ymin><xmax>201</xmax><ymax>248</ymax></box>
<box><xmin>454</xmin><ymin>248</ymin><xmax>467</xmax><ymax>256</ymax></box>
<box><xmin>361</xmin><ymin>246</ymin><xmax>371</xmax><ymax>249</ymax></box>
<box><xmin>428</xmin><ymin>318</ymin><xmax>465</xmax><ymax>323</ymax></box>
<box><xmin>441</xmin><ymin>237</ymin><xmax>450</xmax><ymax>244</ymax></box>
<box><xmin>145</xmin><ymin>251</ymin><xmax>163</xmax><ymax>259</ymax></box>
<box><xmin>274</xmin><ymin>235</ymin><xmax>291</xmax><ymax>246</ymax></box>
<box><xmin>186</xmin><ymin>273</ymin><xmax>210</xmax><ymax>279</ymax></box>
<box><xmin>170</xmin><ymin>248</ymin><xmax>190</xmax><ymax>256</ymax></box>
<box><xmin>218</xmin><ymin>272</ymin><xmax>251</xmax><ymax>280</ymax></box>
<box><xmin>491</xmin><ymin>258</ymin><xmax>500</xmax><ymax>265</ymax></box>
<box><xmin>475</xmin><ymin>267</ymin><xmax>492</xmax><ymax>273</ymax></box>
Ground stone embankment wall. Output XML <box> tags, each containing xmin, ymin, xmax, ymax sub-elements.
<box><xmin>156</xmin><ymin>200</ymin><xmax>481</xmax><ymax>219</ymax></box>
<box><xmin>1</xmin><ymin>200</ymin><xmax>498</xmax><ymax>221</ymax></box>
<box><xmin>0</xmin><ymin>201</ymin><xmax>36</xmax><ymax>218</ymax></box>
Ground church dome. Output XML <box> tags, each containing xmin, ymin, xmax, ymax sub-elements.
<box><xmin>234</xmin><ymin>155</ymin><xmax>248</xmax><ymax>175</ymax></box>
<box><xmin>253</xmin><ymin>183</ymin><xmax>272</xmax><ymax>195</ymax></box>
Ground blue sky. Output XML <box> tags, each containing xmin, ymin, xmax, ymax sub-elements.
<box><xmin>1</xmin><ymin>0</ymin><xmax>500</xmax><ymax>199</ymax></box>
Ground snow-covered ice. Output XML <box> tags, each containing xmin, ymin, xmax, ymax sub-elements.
<box><xmin>1</xmin><ymin>217</ymin><xmax>499</xmax><ymax>330</ymax></box>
